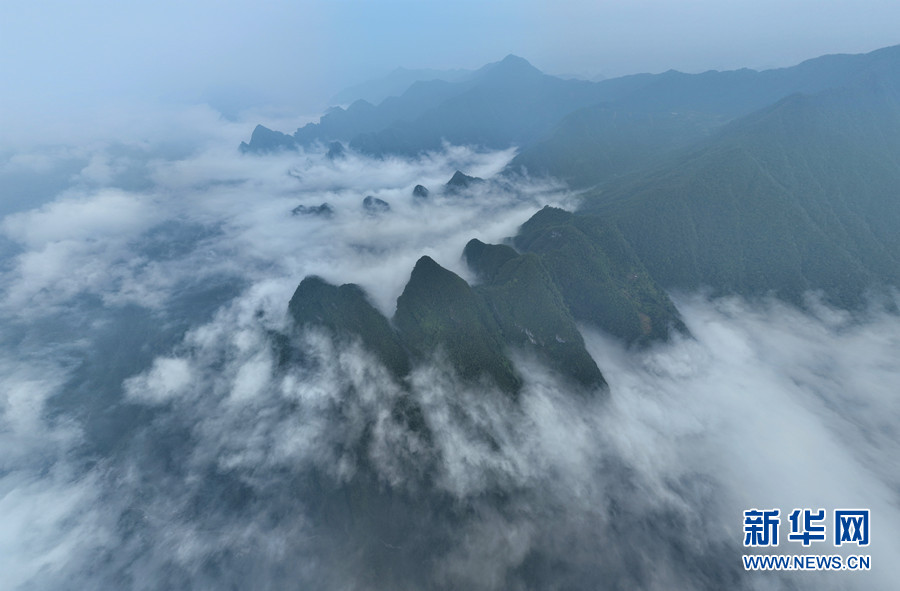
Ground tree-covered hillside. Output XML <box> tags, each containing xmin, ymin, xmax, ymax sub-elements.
<box><xmin>279</xmin><ymin>44</ymin><xmax>900</xmax><ymax>390</ymax></box>
<box><xmin>579</xmin><ymin>52</ymin><xmax>900</xmax><ymax>306</ymax></box>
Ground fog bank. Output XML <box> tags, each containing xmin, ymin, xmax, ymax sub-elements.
<box><xmin>1</xmin><ymin>132</ymin><xmax>897</xmax><ymax>589</ymax></box>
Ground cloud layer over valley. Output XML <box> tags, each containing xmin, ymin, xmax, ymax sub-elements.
<box><xmin>1</xmin><ymin>115</ymin><xmax>898</xmax><ymax>590</ymax></box>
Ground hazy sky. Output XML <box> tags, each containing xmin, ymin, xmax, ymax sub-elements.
<box><xmin>2</xmin><ymin>0</ymin><xmax>899</xmax><ymax>139</ymax></box>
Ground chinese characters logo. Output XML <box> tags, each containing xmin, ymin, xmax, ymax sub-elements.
<box><xmin>743</xmin><ymin>508</ymin><xmax>869</xmax><ymax>547</ymax></box>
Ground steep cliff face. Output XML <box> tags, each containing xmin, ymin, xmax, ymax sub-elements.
<box><xmin>464</xmin><ymin>240</ymin><xmax>606</xmax><ymax>389</ymax></box>
<box><xmin>288</xmin><ymin>276</ymin><xmax>410</xmax><ymax>379</ymax></box>
<box><xmin>281</xmin><ymin>45</ymin><xmax>900</xmax><ymax>396</ymax></box>
<box><xmin>286</xmin><ymin>198</ymin><xmax>696</xmax><ymax>394</ymax></box>
<box><xmin>393</xmin><ymin>256</ymin><xmax>522</xmax><ymax>395</ymax></box>
<box><xmin>515</xmin><ymin>207</ymin><xmax>686</xmax><ymax>345</ymax></box>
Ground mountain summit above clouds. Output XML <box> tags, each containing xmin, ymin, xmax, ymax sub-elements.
<box><xmin>274</xmin><ymin>44</ymin><xmax>900</xmax><ymax>397</ymax></box>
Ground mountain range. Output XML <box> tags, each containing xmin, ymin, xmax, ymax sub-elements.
<box><xmin>329</xmin><ymin>66</ymin><xmax>472</xmax><ymax>107</ymax></box>
<box><xmin>248</xmin><ymin>44</ymin><xmax>900</xmax><ymax>390</ymax></box>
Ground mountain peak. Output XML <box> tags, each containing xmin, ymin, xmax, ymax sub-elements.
<box><xmin>409</xmin><ymin>255</ymin><xmax>449</xmax><ymax>281</ymax></box>
<box><xmin>288</xmin><ymin>276</ymin><xmax>410</xmax><ymax>378</ymax></box>
<box><xmin>446</xmin><ymin>170</ymin><xmax>484</xmax><ymax>190</ymax></box>
<box><xmin>395</xmin><ymin>256</ymin><xmax>522</xmax><ymax>394</ymax></box>
<box><xmin>477</xmin><ymin>54</ymin><xmax>543</xmax><ymax>80</ymax></box>
<box><xmin>240</xmin><ymin>124</ymin><xmax>297</xmax><ymax>153</ymax></box>
<box><xmin>500</xmin><ymin>54</ymin><xmax>534</xmax><ymax>66</ymax></box>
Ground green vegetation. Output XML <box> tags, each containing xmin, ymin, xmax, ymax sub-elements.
<box><xmin>288</xmin><ymin>276</ymin><xmax>410</xmax><ymax>378</ymax></box>
<box><xmin>508</xmin><ymin>106</ymin><xmax>721</xmax><ymax>189</ymax></box>
<box><xmin>393</xmin><ymin>256</ymin><xmax>522</xmax><ymax>395</ymax></box>
<box><xmin>288</xmin><ymin>243</ymin><xmax>622</xmax><ymax>394</ymax></box>
<box><xmin>508</xmin><ymin>47</ymin><xmax>900</xmax><ymax>190</ymax></box>
<box><xmin>580</xmin><ymin>60</ymin><xmax>900</xmax><ymax>306</ymax></box>
<box><xmin>280</xmin><ymin>44</ymin><xmax>900</xmax><ymax>395</ymax></box>
<box><xmin>465</xmin><ymin>240</ymin><xmax>606</xmax><ymax>389</ymax></box>
<box><xmin>515</xmin><ymin>208</ymin><xmax>686</xmax><ymax>344</ymax></box>
<box><xmin>462</xmin><ymin>240</ymin><xmax>519</xmax><ymax>281</ymax></box>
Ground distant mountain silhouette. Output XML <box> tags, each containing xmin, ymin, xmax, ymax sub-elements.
<box><xmin>329</xmin><ymin>66</ymin><xmax>472</xmax><ymax>106</ymax></box>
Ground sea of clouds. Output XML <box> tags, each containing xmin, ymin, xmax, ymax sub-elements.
<box><xmin>1</xmin><ymin>110</ymin><xmax>897</xmax><ymax>590</ymax></box>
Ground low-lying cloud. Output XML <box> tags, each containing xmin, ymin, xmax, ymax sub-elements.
<box><xmin>1</xmin><ymin>116</ymin><xmax>897</xmax><ymax>590</ymax></box>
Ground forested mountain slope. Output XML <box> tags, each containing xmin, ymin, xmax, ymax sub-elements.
<box><xmin>578</xmin><ymin>53</ymin><xmax>900</xmax><ymax>306</ymax></box>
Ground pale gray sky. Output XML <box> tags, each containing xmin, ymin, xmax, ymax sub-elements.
<box><xmin>2</xmin><ymin>0</ymin><xmax>899</xmax><ymax>142</ymax></box>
